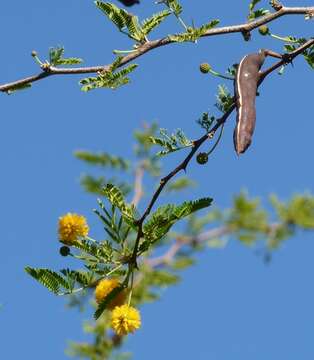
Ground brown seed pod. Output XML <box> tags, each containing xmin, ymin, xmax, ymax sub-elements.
<box><xmin>233</xmin><ymin>51</ymin><xmax>266</xmax><ymax>154</ymax></box>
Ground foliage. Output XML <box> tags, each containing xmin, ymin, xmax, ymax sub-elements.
<box><xmin>49</xmin><ymin>47</ymin><xmax>83</xmax><ymax>66</ymax></box>
<box><xmin>248</xmin><ymin>0</ymin><xmax>270</xmax><ymax>21</ymax></box>
<box><xmin>12</xmin><ymin>1</ymin><xmax>314</xmax><ymax>359</ymax></box>
<box><xmin>215</xmin><ymin>85</ymin><xmax>234</xmax><ymax>113</ymax></box>
<box><xmin>24</xmin><ymin>122</ymin><xmax>314</xmax><ymax>358</ymax></box>
<box><xmin>142</xmin><ymin>198</ymin><xmax>213</xmax><ymax>245</ymax></box>
<box><xmin>169</xmin><ymin>20</ymin><xmax>220</xmax><ymax>43</ymax></box>
<box><xmin>80</xmin><ymin>63</ymin><xmax>138</xmax><ymax>91</ymax></box>
<box><xmin>75</xmin><ymin>151</ymin><xmax>129</xmax><ymax>170</ymax></box>
<box><xmin>95</xmin><ymin>1</ymin><xmax>170</xmax><ymax>41</ymax></box>
<box><xmin>149</xmin><ymin>128</ymin><xmax>193</xmax><ymax>156</ymax></box>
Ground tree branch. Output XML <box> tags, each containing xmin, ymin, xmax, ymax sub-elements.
<box><xmin>146</xmin><ymin>226</ymin><xmax>230</xmax><ymax>267</ymax></box>
<box><xmin>128</xmin><ymin>38</ymin><xmax>314</xmax><ymax>266</ymax></box>
<box><xmin>1</xmin><ymin>4</ymin><xmax>313</xmax><ymax>93</ymax></box>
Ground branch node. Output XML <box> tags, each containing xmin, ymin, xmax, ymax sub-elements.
<box><xmin>41</xmin><ymin>63</ymin><xmax>51</xmax><ymax>72</ymax></box>
<box><xmin>270</xmin><ymin>0</ymin><xmax>283</xmax><ymax>11</ymax></box>
<box><xmin>208</xmin><ymin>131</ymin><xmax>215</xmax><ymax>139</ymax></box>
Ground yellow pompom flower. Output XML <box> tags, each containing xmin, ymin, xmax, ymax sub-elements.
<box><xmin>95</xmin><ymin>279</ymin><xmax>126</xmax><ymax>310</ymax></box>
<box><xmin>111</xmin><ymin>305</ymin><xmax>141</xmax><ymax>336</ymax></box>
<box><xmin>58</xmin><ymin>213</ymin><xmax>89</xmax><ymax>245</ymax></box>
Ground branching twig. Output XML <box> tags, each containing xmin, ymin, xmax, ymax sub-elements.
<box><xmin>146</xmin><ymin>226</ymin><xmax>230</xmax><ymax>267</ymax></box>
<box><xmin>259</xmin><ymin>38</ymin><xmax>314</xmax><ymax>82</ymax></box>
<box><xmin>0</xmin><ymin>4</ymin><xmax>313</xmax><ymax>93</ymax></box>
<box><xmin>129</xmin><ymin>38</ymin><xmax>314</xmax><ymax>267</ymax></box>
<box><xmin>146</xmin><ymin>222</ymin><xmax>283</xmax><ymax>268</ymax></box>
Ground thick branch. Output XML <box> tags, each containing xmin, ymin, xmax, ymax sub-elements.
<box><xmin>1</xmin><ymin>4</ymin><xmax>313</xmax><ymax>93</ymax></box>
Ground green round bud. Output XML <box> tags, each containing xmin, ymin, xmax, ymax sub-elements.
<box><xmin>59</xmin><ymin>246</ymin><xmax>70</xmax><ymax>257</ymax></box>
<box><xmin>258</xmin><ymin>25</ymin><xmax>269</xmax><ymax>36</ymax></box>
<box><xmin>199</xmin><ymin>63</ymin><xmax>211</xmax><ymax>74</ymax></box>
<box><xmin>31</xmin><ymin>50</ymin><xmax>38</xmax><ymax>57</ymax></box>
<box><xmin>187</xmin><ymin>27</ymin><xmax>194</xmax><ymax>33</ymax></box>
<box><xmin>196</xmin><ymin>152</ymin><xmax>208</xmax><ymax>165</ymax></box>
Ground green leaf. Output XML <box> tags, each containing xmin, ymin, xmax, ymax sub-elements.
<box><xmin>60</xmin><ymin>269</ymin><xmax>94</xmax><ymax>287</ymax></box>
<box><xmin>25</xmin><ymin>267</ymin><xmax>70</xmax><ymax>294</ymax></box>
<box><xmin>215</xmin><ymin>85</ymin><xmax>234</xmax><ymax>113</ymax></box>
<box><xmin>94</xmin><ymin>285</ymin><xmax>124</xmax><ymax>319</ymax></box>
<box><xmin>148</xmin><ymin>270</ymin><xmax>180</xmax><ymax>286</ymax></box>
<box><xmin>95</xmin><ymin>1</ymin><xmax>145</xmax><ymax>42</ymax></box>
<box><xmin>80</xmin><ymin>63</ymin><xmax>138</xmax><ymax>91</ymax></box>
<box><xmin>143</xmin><ymin>198</ymin><xmax>213</xmax><ymax>244</ymax></box>
<box><xmin>54</xmin><ymin>57</ymin><xmax>83</xmax><ymax>65</ymax></box>
<box><xmin>150</xmin><ymin>128</ymin><xmax>193</xmax><ymax>156</ymax></box>
<box><xmin>79</xmin><ymin>175</ymin><xmax>131</xmax><ymax>196</ymax></box>
<box><xmin>142</xmin><ymin>10</ymin><xmax>171</xmax><ymax>35</ymax></box>
<box><xmin>95</xmin><ymin>1</ymin><xmax>127</xmax><ymax>30</ymax></box>
<box><xmin>267</xmin><ymin>224</ymin><xmax>293</xmax><ymax>249</ymax></box>
<box><xmin>249</xmin><ymin>0</ymin><xmax>262</xmax><ymax>11</ymax></box>
<box><xmin>94</xmin><ymin>200</ymin><xmax>132</xmax><ymax>244</ymax></box>
<box><xmin>49</xmin><ymin>47</ymin><xmax>64</xmax><ymax>65</ymax></box>
<box><xmin>169</xmin><ymin>20</ymin><xmax>220</xmax><ymax>43</ymax></box>
<box><xmin>124</xmin><ymin>13</ymin><xmax>145</xmax><ymax>42</ymax></box>
<box><xmin>49</xmin><ymin>46</ymin><xmax>82</xmax><ymax>66</ymax></box>
<box><xmin>163</xmin><ymin>0</ymin><xmax>183</xmax><ymax>16</ymax></box>
<box><xmin>227</xmin><ymin>192</ymin><xmax>268</xmax><ymax>245</ymax></box>
<box><xmin>165</xmin><ymin>176</ymin><xmax>195</xmax><ymax>192</ymax></box>
<box><xmin>171</xmin><ymin>257</ymin><xmax>195</xmax><ymax>270</ymax></box>
<box><xmin>75</xmin><ymin>150</ymin><xmax>129</xmax><ymax>170</ymax></box>
<box><xmin>248</xmin><ymin>8</ymin><xmax>270</xmax><ymax>21</ymax></box>
<box><xmin>271</xmin><ymin>194</ymin><xmax>314</xmax><ymax>229</ymax></box>
<box><xmin>102</xmin><ymin>184</ymin><xmax>135</xmax><ymax>224</ymax></box>
<box><xmin>197</xmin><ymin>113</ymin><xmax>216</xmax><ymax>133</ymax></box>
<box><xmin>80</xmin><ymin>175</ymin><xmax>107</xmax><ymax>195</ymax></box>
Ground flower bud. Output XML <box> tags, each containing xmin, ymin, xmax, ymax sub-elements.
<box><xmin>59</xmin><ymin>246</ymin><xmax>70</xmax><ymax>257</ymax></box>
<box><xmin>196</xmin><ymin>152</ymin><xmax>208</xmax><ymax>165</ymax></box>
<box><xmin>199</xmin><ymin>63</ymin><xmax>211</xmax><ymax>74</ymax></box>
<box><xmin>258</xmin><ymin>25</ymin><xmax>269</xmax><ymax>36</ymax></box>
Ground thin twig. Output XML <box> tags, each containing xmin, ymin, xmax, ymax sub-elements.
<box><xmin>0</xmin><ymin>4</ymin><xmax>313</xmax><ymax>93</ymax></box>
<box><xmin>259</xmin><ymin>38</ymin><xmax>314</xmax><ymax>82</ymax></box>
<box><xmin>146</xmin><ymin>226</ymin><xmax>230</xmax><ymax>267</ymax></box>
<box><xmin>131</xmin><ymin>162</ymin><xmax>145</xmax><ymax>207</ymax></box>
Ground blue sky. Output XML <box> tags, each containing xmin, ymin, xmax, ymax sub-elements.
<box><xmin>1</xmin><ymin>1</ymin><xmax>314</xmax><ymax>359</ymax></box>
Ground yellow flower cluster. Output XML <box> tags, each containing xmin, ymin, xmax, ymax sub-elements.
<box><xmin>95</xmin><ymin>279</ymin><xmax>141</xmax><ymax>335</ymax></box>
<box><xmin>57</xmin><ymin>213</ymin><xmax>141</xmax><ymax>336</ymax></box>
<box><xmin>111</xmin><ymin>305</ymin><xmax>141</xmax><ymax>336</ymax></box>
<box><xmin>95</xmin><ymin>279</ymin><xmax>126</xmax><ymax>310</ymax></box>
<box><xmin>58</xmin><ymin>213</ymin><xmax>89</xmax><ymax>245</ymax></box>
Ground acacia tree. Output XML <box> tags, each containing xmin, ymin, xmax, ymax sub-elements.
<box><xmin>3</xmin><ymin>1</ymin><xmax>314</xmax><ymax>359</ymax></box>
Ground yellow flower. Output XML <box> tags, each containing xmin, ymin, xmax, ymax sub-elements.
<box><xmin>111</xmin><ymin>305</ymin><xmax>141</xmax><ymax>336</ymax></box>
<box><xmin>95</xmin><ymin>279</ymin><xmax>126</xmax><ymax>310</ymax></box>
<box><xmin>58</xmin><ymin>213</ymin><xmax>89</xmax><ymax>245</ymax></box>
